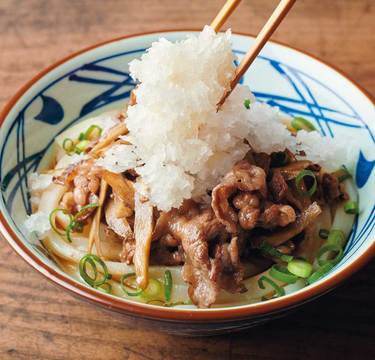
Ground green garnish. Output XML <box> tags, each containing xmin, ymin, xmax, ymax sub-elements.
<box><xmin>327</xmin><ymin>229</ymin><xmax>345</xmax><ymax>247</ymax></box>
<box><xmin>141</xmin><ymin>279</ymin><xmax>163</xmax><ymax>301</ymax></box>
<box><xmin>49</xmin><ymin>208</ymin><xmax>73</xmax><ymax>237</ymax></box>
<box><xmin>344</xmin><ymin>201</ymin><xmax>359</xmax><ymax>215</ymax></box>
<box><xmin>291</xmin><ymin>117</ymin><xmax>316</xmax><ymax>132</ymax></box>
<box><xmin>287</xmin><ymin>259</ymin><xmax>313</xmax><ymax>278</ymax></box>
<box><xmin>62</xmin><ymin>138</ymin><xmax>74</xmax><ymax>153</ymax></box>
<box><xmin>84</xmin><ymin>125</ymin><xmax>103</xmax><ymax>140</ymax></box>
<box><xmin>79</xmin><ymin>254</ymin><xmax>111</xmax><ymax>287</ymax></box>
<box><xmin>269</xmin><ymin>265</ymin><xmax>298</xmax><ymax>284</ymax></box>
<box><xmin>74</xmin><ymin>140</ymin><xmax>90</xmax><ymax>154</ymax></box>
<box><xmin>49</xmin><ymin>203</ymin><xmax>99</xmax><ymax>243</ymax></box>
<box><xmin>295</xmin><ymin>169</ymin><xmax>317</xmax><ymax>197</ymax></box>
<box><xmin>307</xmin><ymin>263</ymin><xmax>334</xmax><ymax>284</ymax></box>
<box><xmin>120</xmin><ymin>273</ymin><xmax>143</xmax><ymax>297</ymax></box>
<box><xmin>164</xmin><ymin>270</ymin><xmax>173</xmax><ymax>302</ymax></box>
<box><xmin>317</xmin><ymin>244</ymin><xmax>343</xmax><ymax>267</ymax></box>
<box><xmin>244</xmin><ymin>99</ymin><xmax>251</xmax><ymax>109</ymax></box>
<box><xmin>258</xmin><ymin>276</ymin><xmax>285</xmax><ymax>298</ymax></box>
<box><xmin>74</xmin><ymin>203</ymin><xmax>100</xmax><ymax>220</ymax></box>
<box><xmin>259</xmin><ymin>241</ymin><xmax>293</xmax><ymax>262</ymax></box>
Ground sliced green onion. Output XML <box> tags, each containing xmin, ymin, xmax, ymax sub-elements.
<box><xmin>120</xmin><ymin>273</ymin><xmax>143</xmax><ymax>297</ymax></box>
<box><xmin>319</xmin><ymin>229</ymin><xmax>329</xmax><ymax>239</ymax></box>
<box><xmin>62</xmin><ymin>138</ymin><xmax>74</xmax><ymax>153</ymax></box>
<box><xmin>78</xmin><ymin>132</ymin><xmax>85</xmax><ymax>141</ymax></box>
<box><xmin>291</xmin><ymin>117</ymin><xmax>316</xmax><ymax>132</ymax></box>
<box><xmin>287</xmin><ymin>259</ymin><xmax>313</xmax><ymax>278</ymax></box>
<box><xmin>49</xmin><ymin>208</ymin><xmax>73</xmax><ymax>236</ymax></box>
<box><xmin>244</xmin><ymin>99</ymin><xmax>251</xmax><ymax>109</ymax></box>
<box><xmin>307</xmin><ymin>263</ymin><xmax>334</xmax><ymax>284</ymax></box>
<box><xmin>84</xmin><ymin>125</ymin><xmax>102</xmax><ymax>140</ymax></box>
<box><xmin>141</xmin><ymin>279</ymin><xmax>163</xmax><ymax>300</ymax></box>
<box><xmin>344</xmin><ymin>201</ymin><xmax>359</xmax><ymax>215</ymax></box>
<box><xmin>295</xmin><ymin>169</ymin><xmax>317</xmax><ymax>197</ymax></box>
<box><xmin>271</xmin><ymin>151</ymin><xmax>289</xmax><ymax>167</ymax></box>
<box><xmin>74</xmin><ymin>140</ymin><xmax>90</xmax><ymax>154</ymax></box>
<box><xmin>74</xmin><ymin>203</ymin><xmax>99</xmax><ymax>219</ymax></box>
<box><xmin>79</xmin><ymin>254</ymin><xmax>111</xmax><ymax>287</ymax></box>
<box><xmin>258</xmin><ymin>276</ymin><xmax>285</xmax><ymax>298</ymax></box>
<box><xmin>327</xmin><ymin>229</ymin><xmax>345</xmax><ymax>247</ymax></box>
<box><xmin>259</xmin><ymin>241</ymin><xmax>293</xmax><ymax>263</ymax></box>
<box><xmin>317</xmin><ymin>244</ymin><xmax>343</xmax><ymax>266</ymax></box>
<box><xmin>164</xmin><ymin>270</ymin><xmax>173</xmax><ymax>302</ymax></box>
<box><xmin>270</xmin><ymin>265</ymin><xmax>298</xmax><ymax>284</ymax></box>
<box><xmin>333</xmin><ymin>166</ymin><xmax>352</xmax><ymax>182</ymax></box>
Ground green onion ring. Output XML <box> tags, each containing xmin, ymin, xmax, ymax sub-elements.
<box><xmin>84</xmin><ymin>125</ymin><xmax>103</xmax><ymax>140</ymax></box>
<box><xmin>287</xmin><ymin>259</ymin><xmax>313</xmax><ymax>278</ymax></box>
<box><xmin>258</xmin><ymin>276</ymin><xmax>285</xmax><ymax>298</ymax></box>
<box><xmin>74</xmin><ymin>140</ymin><xmax>90</xmax><ymax>154</ymax></box>
<box><xmin>295</xmin><ymin>169</ymin><xmax>317</xmax><ymax>197</ymax></box>
<box><xmin>120</xmin><ymin>273</ymin><xmax>143</xmax><ymax>297</ymax></box>
<box><xmin>270</xmin><ymin>265</ymin><xmax>298</xmax><ymax>284</ymax></box>
<box><xmin>327</xmin><ymin>229</ymin><xmax>345</xmax><ymax>247</ymax></box>
<box><xmin>62</xmin><ymin>138</ymin><xmax>74</xmax><ymax>153</ymax></box>
<box><xmin>344</xmin><ymin>201</ymin><xmax>359</xmax><ymax>215</ymax></box>
<box><xmin>319</xmin><ymin>229</ymin><xmax>329</xmax><ymax>239</ymax></box>
<box><xmin>317</xmin><ymin>244</ymin><xmax>343</xmax><ymax>266</ymax></box>
<box><xmin>79</xmin><ymin>254</ymin><xmax>110</xmax><ymax>287</ymax></box>
<box><xmin>74</xmin><ymin>203</ymin><xmax>99</xmax><ymax>219</ymax></box>
<box><xmin>259</xmin><ymin>241</ymin><xmax>293</xmax><ymax>263</ymax></box>
<box><xmin>164</xmin><ymin>270</ymin><xmax>173</xmax><ymax>302</ymax></box>
<box><xmin>307</xmin><ymin>263</ymin><xmax>334</xmax><ymax>284</ymax></box>
<box><xmin>291</xmin><ymin>117</ymin><xmax>316</xmax><ymax>132</ymax></box>
<box><xmin>49</xmin><ymin>208</ymin><xmax>73</xmax><ymax>236</ymax></box>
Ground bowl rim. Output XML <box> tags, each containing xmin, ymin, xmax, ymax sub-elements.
<box><xmin>0</xmin><ymin>29</ymin><xmax>374</xmax><ymax>322</ymax></box>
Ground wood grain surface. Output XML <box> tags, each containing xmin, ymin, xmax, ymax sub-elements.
<box><xmin>0</xmin><ymin>0</ymin><xmax>374</xmax><ymax>359</ymax></box>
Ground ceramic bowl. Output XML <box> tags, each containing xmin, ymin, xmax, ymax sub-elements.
<box><xmin>0</xmin><ymin>30</ymin><xmax>374</xmax><ymax>336</ymax></box>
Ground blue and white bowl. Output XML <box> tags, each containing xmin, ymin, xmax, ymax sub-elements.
<box><xmin>0</xmin><ymin>30</ymin><xmax>374</xmax><ymax>335</ymax></box>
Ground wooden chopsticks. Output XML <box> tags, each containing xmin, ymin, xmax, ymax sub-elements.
<box><xmin>212</xmin><ymin>0</ymin><xmax>296</xmax><ymax>108</ymax></box>
<box><xmin>211</xmin><ymin>0</ymin><xmax>242</xmax><ymax>32</ymax></box>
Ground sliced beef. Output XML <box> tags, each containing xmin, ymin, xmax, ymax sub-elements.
<box><xmin>211</xmin><ymin>160</ymin><xmax>267</xmax><ymax>233</ymax></box>
<box><xmin>322</xmin><ymin>173</ymin><xmax>341</xmax><ymax>202</ymax></box>
<box><xmin>269</xmin><ymin>169</ymin><xmax>288</xmax><ymax>202</ymax></box>
<box><xmin>211</xmin><ymin>235</ymin><xmax>246</xmax><ymax>293</ymax></box>
<box><xmin>261</xmin><ymin>204</ymin><xmax>296</xmax><ymax>228</ymax></box>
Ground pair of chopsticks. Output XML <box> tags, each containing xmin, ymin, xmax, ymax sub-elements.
<box><xmin>211</xmin><ymin>0</ymin><xmax>296</xmax><ymax>107</ymax></box>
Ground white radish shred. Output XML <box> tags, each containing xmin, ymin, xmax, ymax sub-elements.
<box><xmin>24</xmin><ymin>212</ymin><xmax>50</xmax><ymax>236</ymax></box>
<box><xmin>95</xmin><ymin>144</ymin><xmax>139</xmax><ymax>173</ymax></box>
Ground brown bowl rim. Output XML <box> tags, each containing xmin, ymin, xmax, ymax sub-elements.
<box><xmin>1</xmin><ymin>29</ymin><xmax>374</xmax><ymax>322</ymax></box>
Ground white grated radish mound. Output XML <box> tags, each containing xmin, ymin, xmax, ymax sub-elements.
<box><xmin>96</xmin><ymin>26</ymin><xmax>351</xmax><ymax>211</ymax></box>
<box><xmin>124</xmin><ymin>26</ymin><xmax>252</xmax><ymax>211</ymax></box>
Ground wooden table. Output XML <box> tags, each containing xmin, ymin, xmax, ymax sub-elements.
<box><xmin>0</xmin><ymin>0</ymin><xmax>374</xmax><ymax>359</ymax></box>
